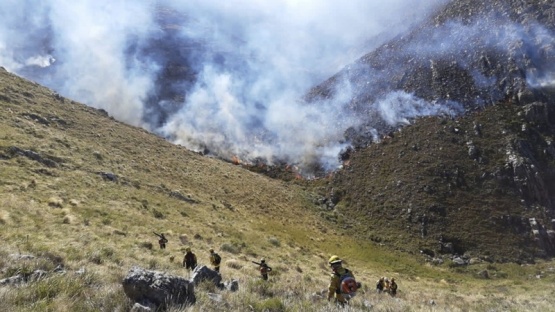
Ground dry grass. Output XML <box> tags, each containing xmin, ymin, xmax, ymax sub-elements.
<box><xmin>2</xmin><ymin>69</ymin><xmax>555</xmax><ymax>311</ymax></box>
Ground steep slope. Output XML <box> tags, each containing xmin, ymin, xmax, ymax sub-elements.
<box><xmin>305</xmin><ymin>0</ymin><xmax>555</xmax><ymax>262</ymax></box>
<box><xmin>324</xmin><ymin>100</ymin><xmax>555</xmax><ymax>262</ymax></box>
<box><xmin>0</xmin><ymin>66</ymin><xmax>337</xmax><ymax>274</ymax></box>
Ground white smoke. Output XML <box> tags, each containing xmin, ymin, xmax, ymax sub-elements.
<box><xmin>24</xmin><ymin>55</ymin><xmax>55</xmax><ymax>68</ymax></box>
<box><xmin>376</xmin><ymin>91</ymin><xmax>463</xmax><ymax>126</ymax></box>
<box><xmin>0</xmin><ymin>0</ymin><xmax>451</xmax><ymax>172</ymax></box>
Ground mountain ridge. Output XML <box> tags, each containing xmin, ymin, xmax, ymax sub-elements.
<box><xmin>300</xmin><ymin>0</ymin><xmax>555</xmax><ymax>263</ymax></box>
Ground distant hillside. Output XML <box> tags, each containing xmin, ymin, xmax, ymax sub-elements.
<box><xmin>323</xmin><ymin>100</ymin><xmax>555</xmax><ymax>262</ymax></box>
<box><xmin>303</xmin><ymin>0</ymin><xmax>555</xmax><ymax>262</ymax></box>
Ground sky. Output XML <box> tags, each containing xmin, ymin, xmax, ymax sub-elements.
<box><xmin>0</xmin><ymin>0</ymin><xmax>493</xmax><ymax>174</ymax></box>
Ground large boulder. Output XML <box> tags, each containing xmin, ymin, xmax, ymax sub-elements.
<box><xmin>190</xmin><ymin>265</ymin><xmax>222</xmax><ymax>287</ymax></box>
<box><xmin>122</xmin><ymin>267</ymin><xmax>195</xmax><ymax>309</ymax></box>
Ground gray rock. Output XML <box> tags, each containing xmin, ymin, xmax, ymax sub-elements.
<box><xmin>130</xmin><ymin>302</ymin><xmax>156</xmax><ymax>312</ymax></box>
<box><xmin>8</xmin><ymin>254</ymin><xmax>35</xmax><ymax>260</ymax></box>
<box><xmin>207</xmin><ymin>293</ymin><xmax>222</xmax><ymax>302</ymax></box>
<box><xmin>517</xmin><ymin>89</ymin><xmax>536</xmax><ymax>105</ymax></box>
<box><xmin>191</xmin><ymin>265</ymin><xmax>222</xmax><ymax>287</ymax></box>
<box><xmin>452</xmin><ymin>257</ymin><xmax>467</xmax><ymax>266</ymax></box>
<box><xmin>122</xmin><ymin>267</ymin><xmax>195</xmax><ymax>308</ymax></box>
<box><xmin>225</xmin><ymin>279</ymin><xmax>239</xmax><ymax>292</ymax></box>
<box><xmin>478</xmin><ymin>270</ymin><xmax>489</xmax><ymax>279</ymax></box>
<box><xmin>522</xmin><ymin>102</ymin><xmax>550</xmax><ymax>125</ymax></box>
<box><xmin>0</xmin><ymin>274</ymin><xmax>24</xmax><ymax>285</ymax></box>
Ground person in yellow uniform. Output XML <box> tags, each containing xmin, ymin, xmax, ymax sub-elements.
<box><xmin>209</xmin><ymin>248</ymin><xmax>221</xmax><ymax>272</ymax></box>
<box><xmin>389</xmin><ymin>278</ymin><xmax>398</xmax><ymax>296</ymax></box>
<box><xmin>327</xmin><ymin>255</ymin><xmax>357</xmax><ymax>305</ymax></box>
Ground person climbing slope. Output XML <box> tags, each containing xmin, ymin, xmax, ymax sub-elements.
<box><xmin>183</xmin><ymin>247</ymin><xmax>197</xmax><ymax>271</ymax></box>
<box><xmin>327</xmin><ymin>255</ymin><xmax>360</xmax><ymax>305</ymax></box>
<box><xmin>209</xmin><ymin>248</ymin><xmax>221</xmax><ymax>272</ymax></box>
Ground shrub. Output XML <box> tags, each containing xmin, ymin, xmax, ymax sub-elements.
<box><xmin>225</xmin><ymin>259</ymin><xmax>243</xmax><ymax>270</ymax></box>
<box><xmin>220</xmin><ymin>241</ymin><xmax>244</xmax><ymax>254</ymax></box>
<box><xmin>139</xmin><ymin>242</ymin><xmax>153</xmax><ymax>250</ymax></box>
<box><xmin>152</xmin><ymin>208</ymin><xmax>165</xmax><ymax>219</ymax></box>
<box><xmin>247</xmin><ymin>279</ymin><xmax>274</xmax><ymax>298</ymax></box>
<box><xmin>148</xmin><ymin>258</ymin><xmax>158</xmax><ymax>270</ymax></box>
<box><xmin>268</xmin><ymin>237</ymin><xmax>280</xmax><ymax>247</ymax></box>
<box><xmin>254</xmin><ymin>297</ymin><xmax>285</xmax><ymax>312</ymax></box>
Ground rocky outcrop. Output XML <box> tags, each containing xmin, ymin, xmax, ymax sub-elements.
<box><xmin>122</xmin><ymin>267</ymin><xmax>195</xmax><ymax>310</ymax></box>
<box><xmin>190</xmin><ymin>265</ymin><xmax>222</xmax><ymax>287</ymax></box>
<box><xmin>529</xmin><ymin>218</ymin><xmax>555</xmax><ymax>257</ymax></box>
<box><xmin>312</xmin><ymin>0</ymin><xmax>555</xmax><ymax>262</ymax></box>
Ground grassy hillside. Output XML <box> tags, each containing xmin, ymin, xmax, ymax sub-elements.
<box><xmin>2</xmin><ymin>67</ymin><xmax>555</xmax><ymax>311</ymax></box>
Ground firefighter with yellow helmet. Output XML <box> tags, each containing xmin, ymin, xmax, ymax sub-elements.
<box><xmin>327</xmin><ymin>255</ymin><xmax>359</xmax><ymax>305</ymax></box>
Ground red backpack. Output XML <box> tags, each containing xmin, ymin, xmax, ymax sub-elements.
<box><xmin>336</xmin><ymin>269</ymin><xmax>359</xmax><ymax>297</ymax></box>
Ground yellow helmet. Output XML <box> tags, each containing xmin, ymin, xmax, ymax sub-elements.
<box><xmin>209</xmin><ymin>248</ymin><xmax>214</xmax><ymax>253</ymax></box>
<box><xmin>260</xmin><ymin>258</ymin><xmax>266</xmax><ymax>263</ymax></box>
<box><xmin>186</xmin><ymin>247</ymin><xmax>191</xmax><ymax>252</ymax></box>
<box><xmin>328</xmin><ymin>255</ymin><xmax>342</xmax><ymax>265</ymax></box>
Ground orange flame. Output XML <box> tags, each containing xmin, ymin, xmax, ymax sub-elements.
<box><xmin>231</xmin><ymin>156</ymin><xmax>241</xmax><ymax>165</ymax></box>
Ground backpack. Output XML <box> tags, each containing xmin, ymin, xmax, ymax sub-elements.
<box><xmin>213</xmin><ymin>253</ymin><xmax>221</xmax><ymax>265</ymax></box>
<box><xmin>336</xmin><ymin>269</ymin><xmax>359</xmax><ymax>297</ymax></box>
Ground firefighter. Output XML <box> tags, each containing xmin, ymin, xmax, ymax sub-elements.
<box><xmin>389</xmin><ymin>278</ymin><xmax>398</xmax><ymax>296</ymax></box>
<box><xmin>327</xmin><ymin>255</ymin><xmax>358</xmax><ymax>305</ymax></box>
<box><xmin>209</xmin><ymin>248</ymin><xmax>221</xmax><ymax>272</ymax></box>
<box><xmin>258</xmin><ymin>258</ymin><xmax>272</xmax><ymax>280</ymax></box>
<box><xmin>376</xmin><ymin>276</ymin><xmax>385</xmax><ymax>293</ymax></box>
<box><xmin>183</xmin><ymin>247</ymin><xmax>197</xmax><ymax>271</ymax></box>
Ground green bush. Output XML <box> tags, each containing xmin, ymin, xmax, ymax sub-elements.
<box><xmin>220</xmin><ymin>240</ymin><xmax>245</xmax><ymax>254</ymax></box>
<box><xmin>268</xmin><ymin>237</ymin><xmax>280</xmax><ymax>247</ymax></box>
<box><xmin>254</xmin><ymin>297</ymin><xmax>285</xmax><ymax>312</ymax></box>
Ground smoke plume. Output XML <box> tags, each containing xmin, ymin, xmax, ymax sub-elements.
<box><xmin>4</xmin><ymin>0</ymin><xmax>552</xmax><ymax>175</ymax></box>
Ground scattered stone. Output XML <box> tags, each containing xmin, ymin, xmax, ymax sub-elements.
<box><xmin>131</xmin><ymin>302</ymin><xmax>155</xmax><ymax>312</ymax></box>
<box><xmin>363</xmin><ymin>300</ymin><xmax>373</xmax><ymax>309</ymax></box>
<box><xmin>0</xmin><ymin>275</ymin><xmax>23</xmax><ymax>285</ymax></box>
<box><xmin>169</xmin><ymin>190</ymin><xmax>197</xmax><ymax>203</ymax></box>
<box><xmin>452</xmin><ymin>257</ymin><xmax>467</xmax><ymax>266</ymax></box>
<box><xmin>99</xmin><ymin>172</ymin><xmax>118</xmax><ymax>182</ymax></box>
<box><xmin>478</xmin><ymin>270</ymin><xmax>490</xmax><ymax>279</ymax></box>
<box><xmin>207</xmin><ymin>293</ymin><xmax>222</xmax><ymax>302</ymax></box>
<box><xmin>7</xmin><ymin>146</ymin><xmax>58</xmax><ymax>167</ymax></box>
<box><xmin>224</xmin><ymin>279</ymin><xmax>239</xmax><ymax>292</ymax></box>
<box><xmin>9</xmin><ymin>254</ymin><xmax>35</xmax><ymax>260</ymax></box>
